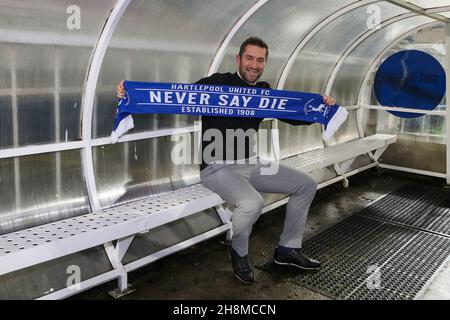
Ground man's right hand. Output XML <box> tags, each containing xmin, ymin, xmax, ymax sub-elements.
<box><xmin>116</xmin><ymin>80</ymin><xmax>125</xmax><ymax>99</ymax></box>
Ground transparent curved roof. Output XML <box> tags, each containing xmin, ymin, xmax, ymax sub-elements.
<box><xmin>406</xmin><ymin>0</ymin><xmax>450</xmax><ymax>9</ymax></box>
<box><xmin>330</xmin><ymin>15</ymin><xmax>434</xmax><ymax>105</ymax></box>
<box><xmin>284</xmin><ymin>1</ymin><xmax>410</xmax><ymax>93</ymax></box>
<box><xmin>218</xmin><ymin>0</ymin><xmax>356</xmax><ymax>86</ymax></box>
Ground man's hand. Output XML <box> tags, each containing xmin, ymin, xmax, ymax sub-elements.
<box><xmin>322</xmin><ymin>94</ymin><xmax>336</xmax><ymax>106</ymax></box>
<box><xmin>117</xmin><ymin>80</ymin><xmax>125</xmax><ymax>99</ymax></box>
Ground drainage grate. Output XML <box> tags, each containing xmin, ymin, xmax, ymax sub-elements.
<box><xmin>357</xmin><ymin>183</ymin><xmax>450</xmax><ymax>237</ymax></box>
<box><xmin>288</xmin><ymin>183</ymin><xmax>450</xmax><ymax>300</ymax></box>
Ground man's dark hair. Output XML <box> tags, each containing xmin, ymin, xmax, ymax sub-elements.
<box><xmin>239</xmin><ymin>37</ymin><xmax>269</xmax><ymax>59</ymax></box>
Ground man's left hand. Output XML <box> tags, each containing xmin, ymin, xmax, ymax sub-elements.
<box><xmin>322</xmin><ymin>95</ymin><xmax>336</xmax><ymax>106</ymax></box>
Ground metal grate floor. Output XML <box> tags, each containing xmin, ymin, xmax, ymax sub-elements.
<box><xmin>356</xmin><ymin>183</ymin><xmax>450</xmax><ymax>237</ymax></box>
<box><xmin>274</xmin><ymin>183</ymin><xmax>450</xmax><ymax>300</ymax></box>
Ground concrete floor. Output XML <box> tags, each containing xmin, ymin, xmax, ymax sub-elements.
<box><xmin>72</xmin><ymin>169</ymin><xmax>450</xmax><ymax>300</ymax></box>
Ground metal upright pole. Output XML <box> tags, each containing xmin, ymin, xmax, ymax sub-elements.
<box><xmin>446</xmin><ymin>23</ymin><xmax>450</xmax><ymax>184</ymax></box>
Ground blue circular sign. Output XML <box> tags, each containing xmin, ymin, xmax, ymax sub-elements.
<box><xmin>374</xmin><ymin>50</ymin><xmax>446</xmax><ymax>118</ymax></box>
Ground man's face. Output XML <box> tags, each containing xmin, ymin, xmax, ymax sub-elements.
<box><xmin>236</xmin><ymin>44</ymin><xmax>267</xmax><ymax>84</ymax></box>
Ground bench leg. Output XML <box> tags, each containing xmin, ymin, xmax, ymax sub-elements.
<box><xmin>330</xmin><ymin>162</ymin><xmax>349</xmax><ymax>189</ymax></box>
<box><xmin>103</xmin><ymin>236</ymin><xmax>136</xmax><ymax>298</ymax></box>
<box><xmin>215</xmin><ymin>205</ymin><xmax>233</xmax><ymax>242</ymax></box>
<box><xmin>371</xmin><ymin>146</ymin><xmax>388</xmax><ymax>162</ymax></box>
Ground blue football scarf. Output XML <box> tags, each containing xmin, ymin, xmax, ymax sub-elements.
<box><xmin>111</xmin><ymin>81</ymin><xmax>348</xmax><ymax>143</ymax></box>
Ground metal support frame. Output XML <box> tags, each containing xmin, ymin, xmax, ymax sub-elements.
<box><xmin>0</xmin><ymin>125</ymin><xmax>199</xmax><ymax>160</ymax></box>
<box><xmin>269</xmin><ymin>124</ymin><xmax>280</xmax><ymax>162</ymax></box>
<box><xmin>379</xmin><ymin>163</ymin><xmax>447</xmax><ymax>178</ymax></box>
<box><xmin>37</xmin><ymin>269</ymin><xmax>121</xmax><ymax>300</ymax></box>
<box><xmin>359</xmin><ymin>104</ymin><xmax>446</xmax><ymax>116</ymax></box>
<box><xmin>54</xmin><ymin>49</ymin><xmax>62</xmax><ymax>207</ymax></box>
<box><xmin>215</xmin><ymin>204</ymin><xmax>233</xmax><ymax>242</ymax></box>
<box><xmin>103</xmin><ymin>235</ymin><xmax>135</xmax><ymax>297</ymax></box>
<box><xmin>331</xmin><ymin>161</ymin><xmax>350</xmax><ymax>189</ymax></box>
<box><xmin>10</xmin><ymin>46</ymin><xmax>20</xmax><ymax>210</ymax></box>
<box><xmin>81</xmin><ymin>0</ymin><xmax>132</xmax><ymax>212</ymax></box>
<box><xmin>446</xmin><ymin>23</ymin><xmax>450</xmax><ymax>184</ymax></box>
<box><xmin>123</xmin><ymin>224</ymin><xmax>230</xmax><ymax>274</ymax></box>
<box><xmin>372</xmin><ymin>146</ymin><xmax>388</xmax><ymax>161</ymax></box>
<box><xmin>39</xmin><ymin>224</ymin><xmax>231</xmax><ymax>300</ymax></box>
<box><xmin>385</xmin><ymin>0</ymin><xmax>450</xmax><ymax>22</ymax></box>
<box><xmin>338</xmin><ymin>158</ymin><xmax>359</xmax><ymax>176</ymax></box>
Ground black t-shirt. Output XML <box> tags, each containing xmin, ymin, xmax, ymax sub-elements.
<box><xmin>195</xmin><ymin>72</ymin><xmax>311</xmax><ymax>170</ymax></box>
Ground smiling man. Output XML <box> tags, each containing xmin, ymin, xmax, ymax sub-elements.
<box><xmin>116</xmin><ymin>37</ymin><xmax>335</xmax><ymax>285</ymax></box>
<box><xmin>195</xmin><ymin>37</ymin><xmax>335</xmax><ymax>284</ymax></box>
<box><xmin>237</xmin><ymin>39</ymin><xmax>266</xmax><ymax>84</ymax></box>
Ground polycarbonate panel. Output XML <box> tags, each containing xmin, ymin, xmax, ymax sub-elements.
<box><xmin>406</xmin><ymin>0</ymin><xmax>450</xmax><ymax>9</ymax></box>
<box><xmin>0</xmin><ymin>97</ymin><xmax>13</xmax><ymax>148</ymax></box>
<box><xmin>0</xmin><ymin>1</ymin><xmax>116</xmax><ymax>146</ymax></box>
<box><xmin>58</xmin><ymin>47</ymin><xmax>93</xmax><ymax>88</ymax></box>
<box><xmin>13</xmin><ymin>45</ymin><xmax>90</xmax><ymax>143</ymax></box>
<box><xmin>330</xmin><ymin>16</ymin><xmax>433</xmax><ymax>106</ymax></box>
<box><xmin>1</xmin><ymin>45</ymin><xmax>13</xmax><ymax>149</ymax></box>
<box><xmin>218</xmin><ymin>0</ymin><xmax>356</xmax><ymax>86</ymax></box>
<box><xmin>369</xmin><ymin>105</ymin><xmax>447</xmax><ymax>143</ymax></box>
<box><xmin>123</xmin><ymin>209</ymin><xmax>222</xmax><ymax>264</ymax></box>
<box><xmin>0</xmin><ymin>1</ymin><xmax>116</xmax><ymax>43</ymax></box>
<box><xmin>380</xmin><ymin>138</ymin><xmax>446</xmax><ymax>173</ymax></box>
<box><xmin>0</xmin><ymin>246</ymin><xmax>111</xmax><ymax>299</ymax></box>
<box><xmin>0</xmin><ymin>151</ymin><xmax>90</xmax><ymax>235</ymax></box>
<box><xmin>366</xmin><ymin>108</ymin><xmax>446</xmax><ymax>143</ymax></box>
<box><xmin>278</xmin><ymin>121</ymin><xmax>323</xmax><ymax>159</ymax></box>
<box><xmin>17</xmin><ymin>94</ymin><xmax>55</xmax><ymax>145</ymax></box>
<box><xmin>94</xmin><ymin>133</ymin><xmax>200</xmax><ymax>209</ymax></box>
<box><xmin>284</xmin><ymin>2</ymin><xmax>409</xmax><ymax>93</ymax></box>
<box><xmin>94</xmin><ymin>0</ymin><xmax>258</xmax><ymax>138</ymax></box>
<box><xmin>326</xmin><ymin>110</ymin><xmax>360</xmax><ymax>145</ymax></box>
<box><xmin>95</xmin><ymin>88</ymin><xmax>193</xmax><ymax>138</ymax></box>
<box><xmin>15</xmin><ymin>44</ymin><xmax>54</xmax><ymax>89</ymax></box>
<box><xmin>309</xmin><ymin>166</ymin><xmax>337</xmax><ymax>185</ymax></box>
<box><xmin>60</xmin><ymin>93</ymin><xmax>82</xmax><ymax>141</ymax></box>
<box><xmin>0</xmin><ymin>44</ymin><xmax>11</xmax><ymax>89</ymax></box>
<box><xmin>257</xmin><ymin>120</ymin><xmax>274</xmax><ymax>159</ymax></box>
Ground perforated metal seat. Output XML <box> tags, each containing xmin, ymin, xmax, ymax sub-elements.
<box><xmin>282</xmin><ymin>134</ymin><xmax>396</xmax><ymax>172</ymax></box>
<box><xmin>0</xmin><ymin>183</ymin><xmax>224</xmax><ymax>278</ymax></box>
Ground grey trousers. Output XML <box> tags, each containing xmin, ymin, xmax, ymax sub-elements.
<box><xmin>200</xmin><ymin>162</ymin><xmax>317</xmax><ymax>257</ymax></box>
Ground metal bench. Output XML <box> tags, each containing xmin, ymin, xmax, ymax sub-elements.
<box><xmin>0</xmin><ymin>133</ymin><xmax>396</xmax><ymax>299</ymax></box>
